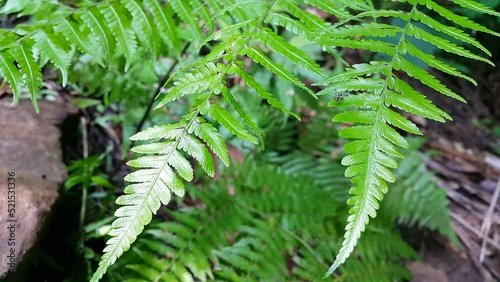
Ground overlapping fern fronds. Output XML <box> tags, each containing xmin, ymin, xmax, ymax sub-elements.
<box><xmin>107</xmin><ymin>153</ymin><xmax>450</xmax><ymax>281</ymax></box>
<box><xmin>82</xmin><ymin>1</ymin><xmax>360</xmax><ymax>280</ymax></box>
<box><xmin>104</xmin><ymin>160</ymin><xmax>420</xmax><ymax>282</ymax></box>
<box><xmin>314</xmin><ymin>0</ymin><xmax>499</xmax><ymax>274</ymax></box>
<box><xmin>0</xmin><ymin>0</ymin><xmax>206</xmax><ymax>111</ymax></box>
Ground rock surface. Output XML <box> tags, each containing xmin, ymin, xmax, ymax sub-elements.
<box><xmin>0</xmin><ymin>99</ymin><xmax>74</xmax><ymax>279</ymax></box>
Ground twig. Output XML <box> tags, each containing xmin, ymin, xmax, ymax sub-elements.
<box><xmin>79</xmin><ymin>117</ymin><xmax>88</xmax><ymax>235</ymax></box>
<box><xmin>452</xmin><ymin>222</ymin><xmax>494</xmax><ymax>281</ymax></box>
<box><xmin>134</xmin><ymin>43</ymin><xmax>191</xmax><ymax>134</ymax></box>
<box><xmin>479</xmin><ymin>176</ymin><xmax>500</xmax><ymax>263</ymax></box>
<box><xmin>451</xmin><ymin>212</ymin><xmax>500</xmax><ymax>251</ymax></box>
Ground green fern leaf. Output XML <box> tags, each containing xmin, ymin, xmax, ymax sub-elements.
<box><xmin>32</xmin><ymin>30</ymin><xmax>72</xmax><ymax>86</ymax></box>
<box><xmin>319</xmin><ymin>77</ymin><xmax>385</xmax><ymax>95</ymax></box>
<box><xmin>203</xmin><ymin>0</ymin><xmax>233</xmax><ymax>27</ymax></box>
<box><xmin>452</xmin><ymin>0</ymin><xmax>500</xmax><ymax>17</ymax></box>
<box><xmin>329</xmin><ymin>23</ymin><xmax>401</xmax><ymax>38</ymax></box>
<box><xmin>328</xmin><ymin>93</ymin><xmax>380</xmax><ymax>109</ymax></box>
<box><xmin>393</xmin><ymin>57</ymin><xmax>466</xmax><ymax>102</ymax></box>
<box><xmin>155</xmin><ymin>63</ymin><xmax>222</xmax><ymax>109</ymax></box>
<box><xmin>189</xmin><ymin>0</ymin><xmax>214</xmax><ymax>32</ymax></box>
<box><xmin>101</xmin><ymin>4</ymin><xmax>137</xmax><ymax>71</ymax></box>
<box><xmin>79</xmin><ymin>9</ymin><xmax>114</xmax><ymax>66</ymax></box>
<box><xmin>380</xmin><ymin>107</ymin><xmax>422</xmax><ymax>136</ymax></box>
<box><xmin>352</xmin><ymin>10</ymin><xmax>410</xmax><ymax>21</ymax></box>
<box><xmin>121</xmin><ymin>0</ymin><xmax>158</xmax><ymax>58</ymax></box>
<box><xmin>264</xmin><ymin>12</ymin><xmax>315</xmax><ymax>43</ymax></box>
<box><xmin>170</xmin><ymin>0</ymin><xmax>202</xmax><ymax>42</ymax></box>
<box><xmin>413</xmin><ymin>10</ymin><xmax>490</xmax><ymax>56</ymax></box>
<box><xmin>338</xmin><ymin>260</ymin><xmax>413</xmax><ymax>281</ymax></box>
<box><xmin>143</xmin><ymin>0</ymin><xmax>180</xmax><ymax>56</ymax></box>
<box><xmin>318</xmin><ymin>37</ymin><xmax>396</xmax><ymax>56</ymax></box>
<box><xmin>0</xmin><ymin>52</ymin><xmax>23</xmax><ymax>103</ymax></box>
<box><xmin>178</xmin><ymin>134</ymin><xmax>216</xmax><ymax>177</ymax></box>
<box><xmin>317</xmin><ymin>62</ymin><xmax>390</xmax><ymax>85</ymax></box>
<box><xmin>208</xmin><ymin>103</ymin><xmax>258</xmax><ymax>144</ymax></box>
<box><xmin>190</xmin><ymin>117</ymin><xmax>230</xmax><ymax>166</ymax></box>
<box><xmin>10</xmin><ymin>41</ymin><xmax>42</xmax><ymax>112</ymax></box>
<box><xmin>91</xmin><ymin>123</ymin><xmax>194</xmax><ymax>282</ymax></box>
<box><xmin>219</xmin><ymin>85</ymin><xmax>265</xmax><ymax>147</ymax></box>
<box><xmin>407</xmin><ymin>24</ymin><xmax>494</xmax><ymax>66</ymax></box>
<box><xmin>304</xmin><ymin>0</ymin><xmax>350</xmax><ymax>19</ymax></box>
<box><xmin>254</xmin><ymin>27</ymin><xmax>324</xmax><ymax>76</ymax></box>
<box><xmin>234</xmin><ymin>65</ymin><xmax>300</xmax><ymax>119</ymax></box>
<box><xmin>425</xmin><ymin>0</ymin><xmax>500</xmax><ymax>37</ymax></box>
<box><xmin>129</xmin><ymin>124</ymin><xmax>184</xmax><ymax>141</ymax></box>
<box><xmin>243</xmin><ymin>45</ymin><xmax>315</xmax><ymax>97</ymax></box>
<box><xmin>386</xmin><ymin>77</ymin><xmax>451</xmax><ymax>122</ymax></box>
<box><xmin>278</xmin><ymin>0</ymin><xmax>330</xmax><ymax>31</ymax></box>
<box><xmin>133</xmin><ymin>137</ymin><xmax>215</xmax><ymax>178</ymax></box>
<box><xmin>54</xmin><ymin>17</ymin><xmax>104</xmax><ymax>66</ymax></box>
<box><xmin>0</xmin><ymin>0</ymin><xmax>31</xmax><ymax>14</ymax></box>
<box><xmin>404</xmin><ymin>42</ymin><xmax>476</xmax><ymax>85</ymax></box>
<box><xmin>333</xmin><ymin>110</ymin><xmax>377</xmax><ymax>125</ymax></box>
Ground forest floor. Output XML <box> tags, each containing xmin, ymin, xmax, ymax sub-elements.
<box><xmin>404</xmin><ymin>55</ymin><xmax>500</xmax><ymax>281</ymax></box>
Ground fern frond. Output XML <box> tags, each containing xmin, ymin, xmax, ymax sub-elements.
<box><xmin>90</xmin><ymin>116</ymin><xmax>227</xmax><ymax>281</ymax></box>
<box><xmin>155</xmin><ymin>62</ymin><xmax>223</xmax><ymax>108</ymax></box>
<box><xmin>10</xmin><ymin>40</ymin><xmax>42</xmax><ymax>112</ymax></box>
<box><xmin>0</xmin><ymin>0</ymin><xmax>32</xmax><ymax>14</ymax></box>
<box><xmin>190</xmin><ymin>0</ymin><xmax>214</xmax><ymax>32</ymax></box>
<box><xmin>101</xmin><ymin>4</ymin><xmax>137</xmax><ymax>71</ymax></box>
<box><xmin>112</xmin><ymin>158</ymin><xmax>428</xmax><ymax>281</ymax></box>
<box><xmin>278</xmin><ymin>0</ymin><xmax>331</xmax><ymax>31</ymax></box>
<box><xmin>425</xmin><ymin>0</ymin><xmax>500</xmax><ymax>37</ymax></box>
<box><xmin>208</xmin><ymin>103</ymin><xmax>258</xmax><ymax>144</ymax></box>
<box><xmin>413</xmin><ymin>10</ymin><xmax>490</xmax><ymax>56</ymax></box>
<box><xmin>304</xmin><ymin>0</ymin><xmax>351</xmax><ymax>19</ymax></box>
<box><xmin>452</xmin><ymin>0</ymin><xmax>500</xmax><ymax>17</ymax></box>
<box><xmin>234</xmin><ymin>65</ymin><xmax>300</xmax><ymax>119</ymax></box>
<box><xmin>79</xmin><ymin>8</ymin><xmax>114</xmax><ymax>67</ymax></box>
<box><xmin>121</xmin><ymin>0</ymin><xmax>158</xmax><ymax>58</ymax></box>
<box><xmin>54</xmin><ymin>17</ymin><xmax>104</xmax><ymax>65</ymax></box>
<box><xmin>243</xmin><ymin>45</ymin><xmax>314</xmax><ymax>96</ymax></box>
<box><xmin>393</xmin><ymin>56</ymin><xmax>465</xmax><ymax>101</ymax></box>
<box><xmin>110</xmin><ymin>160</ymin><xmax>340</xmax><ymax>281</ymax></box>
<box><xmin>337</xmin><ymin>260</ymin><xmax>412</xmax><ymax>282</ymax></box>
<box><xmin>190</xmin><ymin>117</ymin><xmax>230</xmax><ymax>166</ymax></box>
<box><xmin>219</xmin><ymin>84</ymin><xmax>265</xmax><ymax>146</ymax></box>
<box><xmin>356</xmin><ymin>230</ymin><xmax>418</xmax><ymax>263</ymax></box>
<box><xmin>32</xmin><ymin>30</ymin><xmax>72</xmax><ymax>86</ymax></box>
<box><xmin>406</xmin><ymin>24</ymin><xmax>494</xmax><ymax>66</ymax></box>
<box><xmin>253</xmin><ymin>27</ymin><xmax>324</xmax><ymax>76</ymax></box>
<box><xmin>1</xmin><ymin>1</ymin><xmax>495</xmax><ymax>280</ymax></box>
<box><xmin>143</xmin><ymin>0</ymin><xmax>180</xmax><ymax>56</ymax></box>
<box><xmin>0</xmin><ymin>52</ymin><xmax>23</xmax><ymax>103</ymax></box>
<box><xmin>265</xmin><ymin>12</ymin><xmax>314</xmax><ymax>41</ymax></box>
<box><xmin>321</xmin><ymin>0</ymin><xmax>499</xmax><ymax>275</ymax></box>
<box><xmin>386</xmin><ymin>77</ymin><xmax>451</xmax><ymax>122</ymax></box>
<box><xmin>404</xmin><ymin>42</ymin><xmax>476</xmax><ymax>85</ymax></box>
<box><xmin>170</xmin><ymin>0</ymin><xmax>202</xmax><ymax>42</ymax></box>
